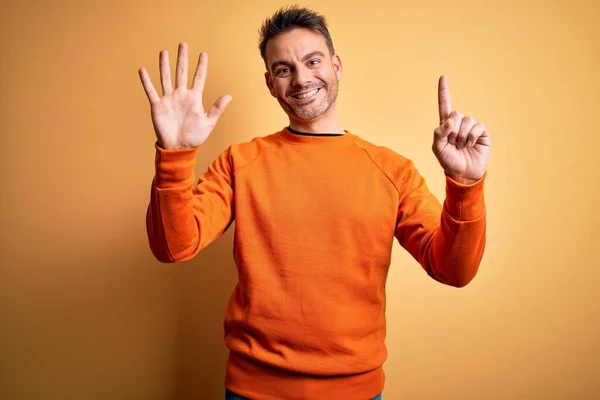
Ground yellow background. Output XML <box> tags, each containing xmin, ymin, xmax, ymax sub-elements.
<box><xmin>1</xmin><ymin>0</ymin><xmax>598</xmax><ymax>399</ymax></box>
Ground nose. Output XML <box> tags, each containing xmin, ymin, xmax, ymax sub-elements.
<box><xmin>292</xmin><ymin>67</ymin><xmax>310</xmax><ymax>87</ymax></box>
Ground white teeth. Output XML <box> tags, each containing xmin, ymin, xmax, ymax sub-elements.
<box><xmin>295</xmin><ymin>89</ymin><xmax>318</xmax><ymax>99</ymax></box>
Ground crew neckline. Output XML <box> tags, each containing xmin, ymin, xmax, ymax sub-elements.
<box><xmin>277</xmin><ymin>126</ymin><xmax>354</xmax><ymax>146</ymax></box>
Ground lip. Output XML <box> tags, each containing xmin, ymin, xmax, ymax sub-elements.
<box><xmin>290</xmin><ymin>87</ymin><xmax>321</xmax><ymax>101</ymax></box>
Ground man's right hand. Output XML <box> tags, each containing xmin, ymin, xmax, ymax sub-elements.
<box><xmin>138</xmin><ymin>42</ymin><xmax>232</xmax><ymax>150</ymax></box>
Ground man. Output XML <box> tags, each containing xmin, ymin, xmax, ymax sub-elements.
<box><xmin>138</xmin><ymin>6</ymin><xmax>490</xmax><ymax>400</ymax></box>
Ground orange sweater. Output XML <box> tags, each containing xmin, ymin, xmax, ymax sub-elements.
<box><xmin>146</xmin><ymin>127</ymin><xmax>486</xmax><ymax>400</ymax></box>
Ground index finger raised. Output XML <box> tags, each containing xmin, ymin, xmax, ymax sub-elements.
<box><xmin>438</xmin><ymin>75</ymin><xmax>452</xmax><ymax>124</ymax></box>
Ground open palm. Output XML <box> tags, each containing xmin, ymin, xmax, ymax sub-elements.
<box><xmin>138</xmin><ymin>43</ymin><xmax>231</xmax><ymax>150</ymax></box>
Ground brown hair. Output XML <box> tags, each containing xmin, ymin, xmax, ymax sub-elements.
<box><xmin>258</xmin><ymin>5</ymin><xmax>335</xmax><ymax>65</ymax></box>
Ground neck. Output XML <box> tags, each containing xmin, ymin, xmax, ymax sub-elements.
<box><xmin>288</xmin><ymin>107</ymin><xmax>343</xmax><ymax>134</ymax></box>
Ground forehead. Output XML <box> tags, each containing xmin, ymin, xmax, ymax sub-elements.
<box><xmin>265</xmin><ymin>28</ymin><xmax>329</xmax><ymax>63</ymax></box>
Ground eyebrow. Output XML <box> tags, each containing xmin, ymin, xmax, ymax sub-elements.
<box><xmin>270</xmin><ymin>51</ymin><xmax>326</xmax><ymax>71</ymax></box>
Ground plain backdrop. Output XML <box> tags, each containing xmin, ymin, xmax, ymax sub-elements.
<box><xmin>1</xmin><ymin>0</ymin><xmax>598</xmax><ymax>399</ymax></box>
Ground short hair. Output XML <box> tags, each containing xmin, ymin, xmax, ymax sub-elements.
<box><xmin>258</xmin><ymin>5</ymin><xmax>335</xmax><ymax>65</ymax></box>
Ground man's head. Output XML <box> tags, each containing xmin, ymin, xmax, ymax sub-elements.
<box><xmin>258</xmin><ymin>6</ymin><xmax>342</xmax><ymax>123</ymax></box>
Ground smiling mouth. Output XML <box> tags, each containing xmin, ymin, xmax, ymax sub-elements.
<box><xmin>291</xmin><ymin>88</ymin><xmax>321</xmax><ymax>100</ymax></box>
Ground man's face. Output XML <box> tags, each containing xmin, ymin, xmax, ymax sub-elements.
<box><xmin>264</xmin><ymin>28</ymin><xmax>342</xmax><ymax>122</ymax></box>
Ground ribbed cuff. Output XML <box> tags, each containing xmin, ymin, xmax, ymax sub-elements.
<box><xmin>444</xmin><ymin>172</ymin><xmax>486</xmax><ymax>221</ymax></box>
<box><xmin>153</xmin><ymin>142</ymin><xmax>197</xmax><ymax>188</ymax></box>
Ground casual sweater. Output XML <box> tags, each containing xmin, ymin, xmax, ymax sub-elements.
<box><xmin>146</xmin><ymin>127</ymin><xmax>487</xmax><ymax>400</ymax></box>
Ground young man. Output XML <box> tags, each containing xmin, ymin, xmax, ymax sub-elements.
<box><xmin>138</xmin><ymin>6</ymin><xmax>490</xmax><ymax>400</ymax></box>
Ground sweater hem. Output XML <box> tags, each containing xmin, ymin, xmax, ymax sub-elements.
<box><xmin>225</xmin><ymin>352</ymin><xmax>385</xmax><ymax>400</ymax></box>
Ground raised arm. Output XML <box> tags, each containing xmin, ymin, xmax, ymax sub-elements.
<box><xmin>395</xmin><ymin>163</ymin><xmax>486</xmax><ymax>287</ymax></box>
<box><xmin>139</xmin><ymin>43</ymin><xmax>234</xmax><ymax>262</ymax></box>
<box><xmin>396</xmin><ymin>76</ymin><xmax>491</xmax><ymax>287</ymax></box>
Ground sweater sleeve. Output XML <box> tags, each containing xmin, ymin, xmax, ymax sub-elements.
<box><xmin>395</xmin><ymin>162</ymin><xmax>486</xmax><ymax>287</ymax></box>
<box><xmin>146</xmin><ymin>143</ymin><xmax>235</xmax><ymax>263</ymax></box>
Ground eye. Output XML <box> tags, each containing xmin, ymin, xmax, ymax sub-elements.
<box><xmin>276</xmin><ymin>67</ymin><xmax>291</xmax><ymax>77</ymax></box>
<box><xmin>308</xmin><ymin>59</ymin><xmax>320</xmax><ymax>66</ymax></box>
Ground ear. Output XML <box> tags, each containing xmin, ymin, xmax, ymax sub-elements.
<box><xmin>332</xmin><ymin>54</ymin><xmax>343</xmax><ymax>81</ymax></box>
<box><xmin>264</xmin><ymin>72</ymin><xmax>276</xmax><ymax>97</ymax></box>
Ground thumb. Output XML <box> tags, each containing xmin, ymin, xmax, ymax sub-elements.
<box><xmin>434</xmin><ymin>118</ymin><xmax>453</xmax><ymax>140</ymax></box>
<box><xmin>208</xmin><ymin>95</ymin><xmax>232</xmax><ymax>121</ymax></box>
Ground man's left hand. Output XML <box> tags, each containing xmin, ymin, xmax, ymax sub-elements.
<box><xmin>432</xmin><ymin>75</ymin><xmax>491</xmax><ymax>185</ymax></box>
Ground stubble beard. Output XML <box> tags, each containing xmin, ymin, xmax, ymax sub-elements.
<box><xmin>279</xmin><ymin>78</ymin><xmax>339</xmax><ymax>121</ymax></box>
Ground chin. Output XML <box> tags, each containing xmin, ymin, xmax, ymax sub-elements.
<box><xmin>291</xmin><ymin>110</ymin><xmax>325</xmax><ymax>121</ymax></box>
<box><xmin>291</xmin><ymin>102</ymin><xmax>332</xmax><ymax>121</ymax></box>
